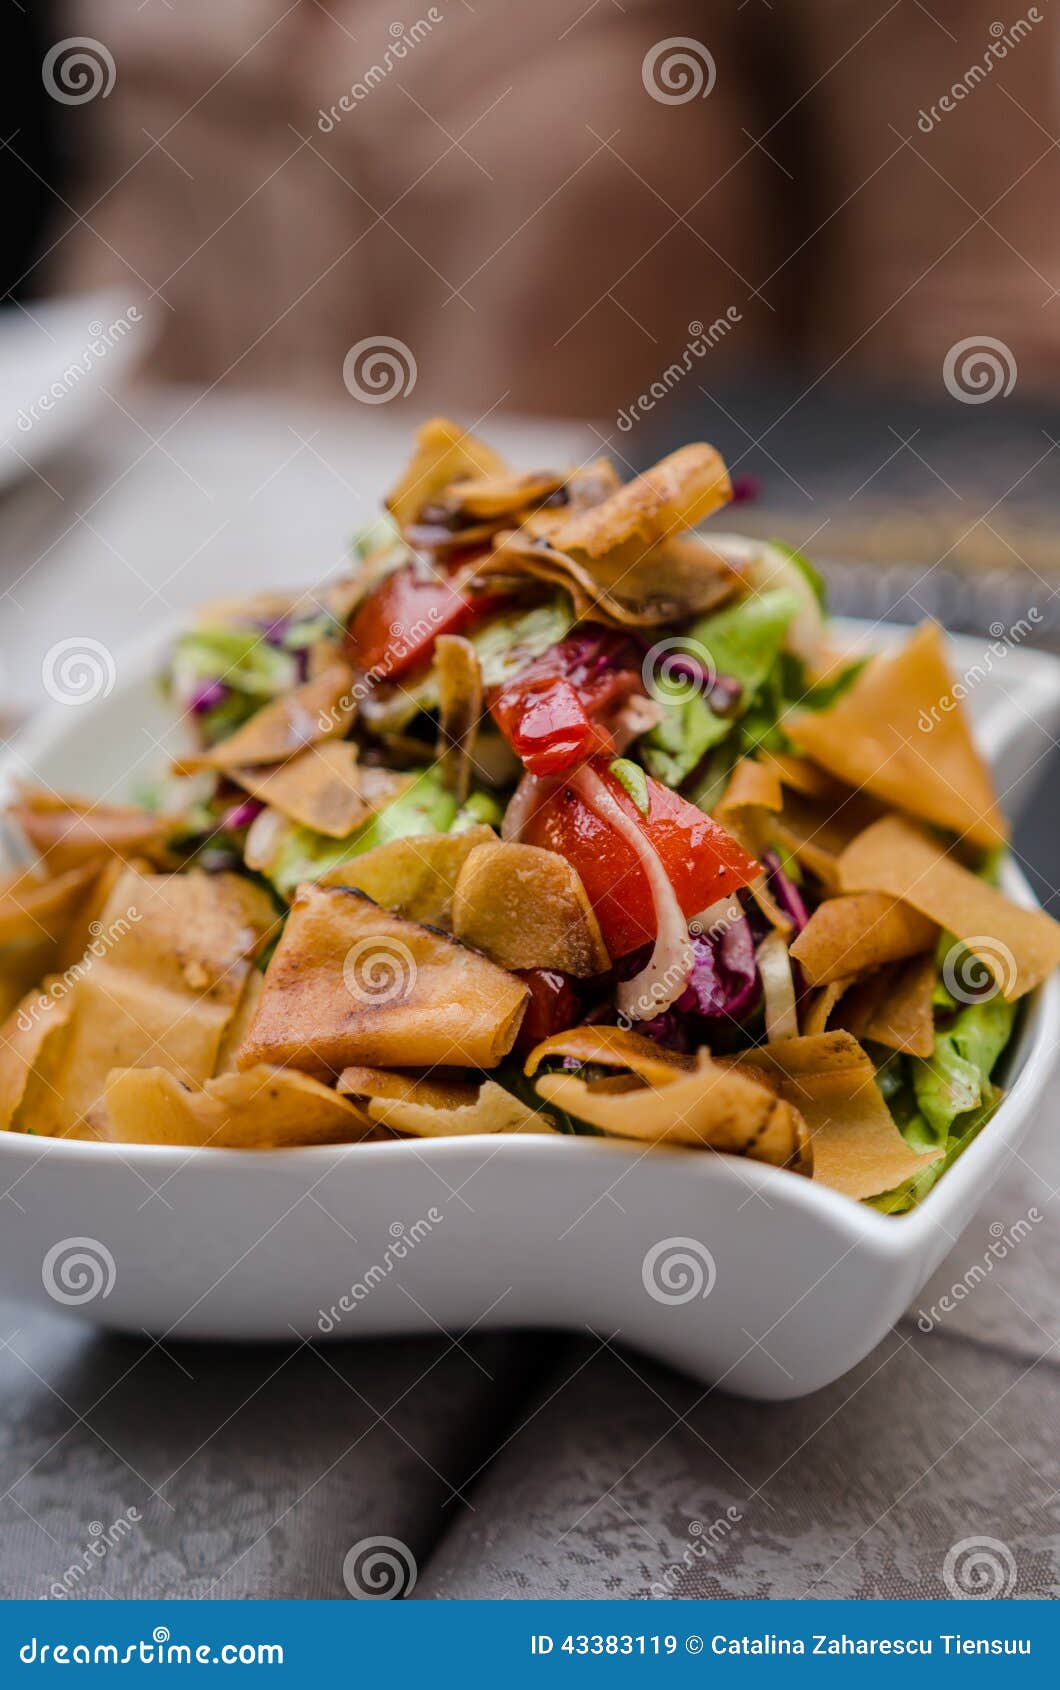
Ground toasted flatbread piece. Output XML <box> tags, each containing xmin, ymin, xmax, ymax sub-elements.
<box><xmin>790</xmin><ymin>892</ymin><xmax>937</xmax><ymax>986</ymax></box>
<box><xmin>443</xmin><ymin>470</ymin><xmax>564</xmax><ymax>522</ymax></box>
<box><xmin>104</xmin><ymin>1064</ymin><xmax>376</xmax><ymax>1148</ymax></box>
<box><xmin>177</xmin><ymin>664</ymin><xmax>355</xmax><ymax>773</ymax></box>
<box><xmin>232</xmin><ymin>742</ymin><xmax>412</xmax><ymax>838</ymax></box>
<box><xmin>549</xmin><ymin>444</ymin><xmax>731</xmax><ymax>559</ymax></box>
<box><xmin>535</xmin><ymin>1049</ymin><xmax>809</xmax><ymax>1169</ymax></box>
<box><xmin>238</xmin><ymin>883</ymin><xmax>527</xmax><ymax>1076</ymax></box>
<box><xmin>435</xmin><ymin>634</ymin><xmax>483</xmax><ymax>806</ymax></box>
<box><xmin>0</xmin><ymin>862</ymin><xmax>102</xmax><ymax>947</ymax></box>
<box><xmin>837</xmin><ymin>955</ymin><xmax>936</xmax><ymax>1057</ymax></box>
<box><xmin>771</xmin><ymin>789</ymin><xmax>884</xmax><ymax>894</ymax></box>
<box><xmin>480</xmin><ymin>530</ymin><xmax>736</xmax><ymax>630</ymax></box>
<box><xmin>9</xmin><ymin>789</ymin><xmax>168</xmax><ymax>875</ymax></box>
<box><xmin>523</xmin><ymin>1025</ymin><xmax>693</xmax><ymax>1084</ymax></box>
<box><xmin>338</xmin><ymin>1065</ymin><xmax>554</xmax><ymax>1136</ymax></box>
<box><xmin>386</xmin><ymin>416</ymin><xmax>508</xmax><ymax>530</ymax></box>
<box><xmin>738</xmin><ymin>1030</ymin><xmax>937</xmax><ymax>1199</ymax></box>
<box><xmin>452</xmin><ymin>841</ymin><xmax>610</xmax><ymax>976</ymax></box>
<box><xmin>0</xmin><ymin>986</ymin><xmax>72</xmax><ymax>1131</ymax></box>
<box><xmin>318</xmin><ymin>826</ymin><xmax>495</xmax><ymax>928</ymax></box>
<box><xmin>787</xmin><ymin>623</ymin><xmax>1006</xmax><ymax>849</ymax></box>
<box><xmin>839</xmin><ymin>816</ymin><xmax>1060</xmax><ymax>999</ymax></box>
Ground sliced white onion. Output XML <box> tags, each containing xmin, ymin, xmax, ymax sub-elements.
<box><xmin>501</xmin><ymin>770</ymin><xmax>558</xmax><ymax>842</ymax></box>
<box><xmin>244</xmin><ymin>806</ymin><xmax>285</xmax><ymax>873</ymax></box>
<box><xmin>691</xmin><ymin>893</ymin><xmax>743</xmax><ymax>943</ymax></box>
<box><xmin>572</xmin><ymin>764</ymin><xmax>693</xmax><ymax>1020</ymax></box>
<box><xmin>756</xmin><ymin>930</ymin><xmax>799</xmax><ymax>1042</ymax></box>
<box><xmin>610</xmin><ymin>693</ymin><xmax>665</xmax><ymax>754</ymax></box>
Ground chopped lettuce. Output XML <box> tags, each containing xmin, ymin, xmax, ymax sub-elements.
<box><xmin>689</xmin><ymin>588</ymin><xmax>801</xmax><ymax>698</ymax></box>
<box><xmin>171</xmin><ymin>625</ymin><xmax>297</xmax><ymax>700</ymax></box>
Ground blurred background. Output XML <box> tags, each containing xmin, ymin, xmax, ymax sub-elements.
<box><xmin>2</xmin><ymin>2</ymin><xmax>1059</xmax><ymax>706</ymax></box>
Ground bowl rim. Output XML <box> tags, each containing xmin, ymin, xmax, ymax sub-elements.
<box><xmin>2</xmin><ymin>615</ymin><xmax>1056</xmax><ymax>1257</ymax></box>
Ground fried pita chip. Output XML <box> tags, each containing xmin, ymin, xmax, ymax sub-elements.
<box><xmin>231</xmin><ymin>742</ymin><xmax>413</xmax><ymax>838</ymax></box>
<box><xmin>534</xmin><ymin>1049</ymin><xmax>809</xmax><ymax>1169</ymax></box>
<box><xmin>787</xmin><ymin>622</ymin><xmax>1007</xmax><ymax>849</ymax></box>
<box><xmin>0</xmin><ymin>861</ymin><xmax>102</xmax><ymax>947</ymax></box>
<box><xmin>452</xmin><ymin>841</ymin><xmax>610</xmax><ymax>977</ymax></box>
<box><xmin>836</xmin><ymin>954</ymin><xmax>936</xmax><ymax>1057</ymax></box>
<box><xmin>549</xmin><ymin>444</ymin><xmax>732</xmax><ymax>559</ymax></box>
<box><xmin>756</xmin><ymin>750</ymin><xmax>845</xmax><ymax>802</ymax></box>
<box><xmin>0</xmin><ymin>986</ymin><xmax>72</xmax><ymax>1131</ymax></box>
<box><xmin>0</xmin><ymin>940</ymin><xmax>56</xmax><ymax>1025</ymax></box>
<box><xmin>386</xmin><ymin>416</ymin><xmax>508</xmax><ymax>530</ymax></box>
<box><xmin>523</xmin><ymin>1025</ymin><xmax>693</xmax><ymax>1084</ymax></box>
<box><xmin>176</xmin><ymin>663</ymin><xmax>356</xmax><ymax>773</ymax></box>
<box><xmin>714</xmin><ymin>757</ymin><xmax>783</xmax><ymax>855</ymax></box>
<box><xmin>318</xmin><ymin>826</ymin><xmax>495</xmax><ymax>929</ymax></box>
<box><xmin>237</xmin><ymin>883</ymin><xmax>527</xmax><ymax>1076</ymax></box>
<box><xmin>772</xmin><ymin>789</ymin><xmax>884</xmax><ymax>893</ymax></box>
<box><xmin>479</xmin><ymin>529</ymin><xmax>737</xmax><ymax>630</ymax></box>
<box><xmin>338</xmin><ymin>1064</ymin><xmax>555</xmax><ymax>1136</ymax></box>
<box><xmin>20</xmin><ymin>868</ymin><xmax>276</xmax><ymax>1138</ymax></box>
<box><xmin>801</xmin><ymin>978</ymin><xmax>853</xmax><ymax>1037</ymax></box>
<box><xmin>442</xmin><ymin>470</ymin><xmax>564</xmax><ymax>521</ymax></box>
<box><xmin>103</xmin><ymin>1064</ymin><xmax>376</xmax><ymax>1148</ymax></box>
<box><xmin>737</xmin><ymin>1030</ymin><xmax>937</xmax><ymax>1200</ymax></box>
<box><xmin>839</xmin><ymin>815</ymin><xmax>1060</xmax><ymax>999</ymax></box>
<box><xmin>214</xmin><ymin>970</ymin><xmax>265</xmax><ymax>1073</ymax></box>
<box><xmin>435</xmin><ymin>634</ymin><xmax>483</xmax><ymax>805</ymax></box>
<box><xmin>790</xmin><ymin>892</ymin><xmax>938</xmax><ymax>986</ymax></box>
<box><xmin>9</xmin><ymin>789</ymin><xmax>169</xmax><ymax>875</ymax></box>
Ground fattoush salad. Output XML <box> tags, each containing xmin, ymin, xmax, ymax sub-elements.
<box><xmin>3</xmin><ymin>419</ymin><xmax>1059</xmax><ymax>1209</ymax></box>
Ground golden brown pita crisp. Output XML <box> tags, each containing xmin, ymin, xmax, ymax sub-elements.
<box><xmin>787</xmin><ymin>622</ymin><xmax>1007</xmax><ymax>849</ymax></box>
<box><xmin>738</xmin><ymin>1031</ymin><xmax>937</xmax><ymax>1200</ymax></box>
<box><xmin>177</xmin><ymin>663</ymin><xmax>355</xmax><ymax>773</ymax></box>
<box><xmin>535</xmin><ymin>1049</ymin><xmax>808</xmax><ymax>1169</ymax></box>
<box><xmin>0</xmin><ymin>986</ymin><xmax>72</xmax><ymax>1131</ymax></box>
<box><xmin>771</xmin><ymin>789</ymin><xmax>884</xmax><ymax>894</ymax></box>
<box><xmin>481</xmin><ymin>528</ymin><xmax>736</xmax><ymax>630</ymax></box>
<box><xmin>338</xmin><ymin>1064</ymin><xmax>554</xmax><ymax>1136</ymax></box>
<box><xmin>836</xmin><ymin>954</ymin><xmax>936</xmax><ymax>1058</ymax></box>
<box><xmin>790</xmin><ymin>892</ymin><xmax>937</xmax><ymax>986</ymax></box>
<box><xmin>0</xmin><ymin>862</ymin><xmax>101</xmax><ymax>947</ymax></box>
<box><xmin>318</xmin><ymin>826</ymin><xmax>495</xmax><ymax>929</ymax></box>
<box><xmin>9</xmin><ymin>789</ymin><xmax>169</xmax><ymax>875</ymax></box>
<box><xmin>839</xmin><ymin>815</ymin><xmax>1060</xmax><ymax>999</ymax></box>
<box><xmin>452</xmin><ymin>841</ymin><xmax>610</xmax><ymax>976</ymax></box>
<box><xmin>237</xmin><ymin>883</ymin><xmax>527</xmax><ymax>1077</ymax></box>
<box><xmin>756</xmin><ymin>750</ymin><xmax>845</xmax><ymax>802</ymax></box>
<box><xmin>103</xmin><ymin>1064</ymin><xmax>376</xmax><ymax>1149</ymax></box>
<box><xmin>801</xmin><ymin>978</ymin><xmax>853</xmax><ymax>1037</ymax></box>
<box><xmin>549</xmin><ymin>444</ymin><xmax>732</xmax><ymax>559</ymax></box>
<box><xmin>214</xmin><ymin>970</ymin><xmax>265</xmax><ymax>1074</ymax></box>
<box><xmin>17</xmin><ymin>869</ymin><xmax>276</xmax><ymax>1138</ymax></box>
<box><xmin>386</xmin><ymin>416</ymin><xmax>508</xmax><ymax>530</ymax></box>
<box><xmin>443</xmin><ymin>469</ymin><xmax>564</xmax><ymax>521</ymax></box>
<box><xmin>714</xmin><ymin>757</ymin><xmax>783</xmax><ymax>855</ymax></box>
<box><xmin>231</xmin><ymin>742</ymin><xmax>412</xmax><ymax>838</ymax></box>
<box><xmin>523</xmin><ymin>1026</ymin><xmax>694</xmax><ymax>1083</ymax></box>
<box><xmin>435</xmin><ymin>633</ymin><xmax>483</xmax><ymax>805</ymax></box>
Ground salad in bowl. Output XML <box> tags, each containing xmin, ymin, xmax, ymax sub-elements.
<box><xmin>2</xmin><ymin>417</ymin><xmax>1057</xmax><ymax>1215</ymax></box>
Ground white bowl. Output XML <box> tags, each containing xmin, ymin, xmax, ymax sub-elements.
<box><xmin>1</xmin><ymin>621</ymin><xmax>1058</xmax><ymax>1399</ymax></box>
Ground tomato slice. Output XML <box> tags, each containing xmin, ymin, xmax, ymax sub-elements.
<box><xmin>523</xmin><ymin>761</ymin><xmax>759</xmax><ymax>957</ymax></box>
<box><xmin>490</xmin><ymin>628</ymin><xmax>641</xmax><ymax>777</ymax></box>
<box><xmin>345</xmin><ymin>563</ymin><xmax>500</xmax><ymax>682</ymax></box>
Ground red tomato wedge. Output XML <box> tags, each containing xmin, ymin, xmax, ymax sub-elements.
<box><xmin>523</xmin><ymin>761</ymin><xmax>759</xmax><ymax>957</ymax></box>
<box><xmin>489</xmin><ymin>628</ymin><xmax>642</xmax><ymax>777</ymax></box>
<box><xmin>345</xmin><ymin>563</ymin><xmax>500</xmax><ymax>682</ymax></box>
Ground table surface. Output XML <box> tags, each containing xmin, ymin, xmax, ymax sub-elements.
<box><xmin>0</xmin><ymin>386</ymin><xmax>1057</xmax><ymax>1602</ymax></box>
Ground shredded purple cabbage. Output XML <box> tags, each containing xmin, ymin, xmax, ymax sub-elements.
<box><xmin>635</xmin><ymin>912</ymin><xmax>761</xmax><ymax>1051</ymax></box>
<box><xmin>762</xmin><ymin>849</ymin><xmax>810</xmax><ymax>935</ymax></box>
<box><xmin>189</xmin><ymin>679</ymin><xmax>229</xmax><ymax>715</ymax></box>
<box><xmin>221</xmin><ymin>798</ymin><xmax>265</xmax><ymax>833</ymax></box>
